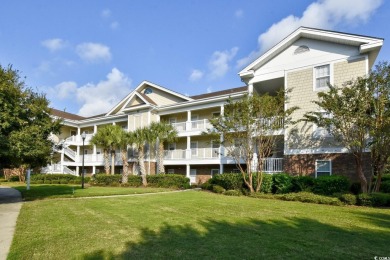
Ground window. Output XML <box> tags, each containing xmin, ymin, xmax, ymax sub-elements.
<box><xmin>70</xmin><ymin>130</ymin><xmax>77</xmax><ymax>136</ymax></box>
<box><xmin>169</xmin><ymin>118</ymin><xmax>176</xmax><ymax>124</ymax></box>
<box><xmin>143</xmin><ymin>88</ymin><xmax>153</xmax><ymax>94</ymax></box>
<box><xmin>167</xmin><ymin>169</ymin><xmax>174</xmax><ymax>174</ymax></box>
<box><xmin>84</xmin><ymin>150</ymin><xmax>88</xmax><ymax>155</ymax></box>
<box><xmin>211</xmin><ymin>169</ymin><xmax>219</xmax><ymax>176</ymax></box>
<box><xmin>294</xmin><ymin>45</ymin><xmax>310</xmax><ymax>55</ymax></box>
<box><xmin>313</xmin><ymin>111</ymin><xmax>333</xmax><ymax>138</ymax></box>
<box><xmin>191</xmin><ymin>115</ymin><xmax>199</xmax><ymax>129</ymax></box>
<box><xmin>314</xmin><ymin>64</ymin><xmax>331</xmax><ymax>90</ymax></box>
<box><xmin>211</xmin><ymin>141</ymin><xmax>219</xmax><ymax>158</ymax></box>
<box><xmin>315</xmin><ymin>160</ymin><xmax>332</xmax><ymax>178</ymax></box>
<box><xmin>212</xmin><ymin>112</ymin><xmax>221</xmax><ymax>118</ymax></box>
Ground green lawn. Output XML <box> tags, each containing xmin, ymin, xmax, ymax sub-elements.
<box><xmin>8</xmin><ymin>190</ymin><xmax>390</xmax><ymax>259</ymax></box>
<box><xmin>8</xmin><ymin>184</ymin><xmax>174</xmax><ymax>201</ymax></box>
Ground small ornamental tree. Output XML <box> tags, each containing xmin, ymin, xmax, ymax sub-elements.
<box><xmin>303</xmin><ymin>80</ymin><xmax>372</xmax><ymax>193</ymax></box>
<box><xmin>90</xmin><ymin>125</ymin><xmax>117</xmax><ymax>175</ymax></box>
<box><xmin>207</xmin><ymin>91</ymin><xmax>297</xmax><ymax>193</ymax></box>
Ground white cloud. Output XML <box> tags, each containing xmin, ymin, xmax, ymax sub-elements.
<box><xmin>208</xmin><ymin>47</ymin><xmax>239</xmax><ymax>79</ymax></box>
<box><xmin>76</xmin><ymin>42</ymin><xmax>112</xmax><ymax>62</ymax></box>
<box><xmin>206</xmin><ymin>87</ymin><xmax>213</xmax><ymax>93</ymax></box>
<box><xmin>101</xmin><ymin>9</ymin><xmax>111</xmax><ymax>18</ymax></box>
<box><xmin>236</xmin><ymin>0</ymin><xmax>383</xmax><ymax>68</ymax></box>
<box><xmin>42</xmin><ymin>38</ymin><xmax>67</xmax><ymax>52</ymax></box>
<box><xmin>76</xmin><ymin>68</ymin><xmax>132</xmax><ymax>116</ymax></box>
<box><xmin>189</xmin><ymin>69</ymin><xmax>204</xmax><ymax>81</ymax></box>
<box><xmin>52</xmin><ymin>81</ymin><xmax>77</xmax><ymax>99</ymax></box>
<box><xmin>235</xmin><ymin>9</ymin><xmax>244</xmax><ymax>19</ymax></box>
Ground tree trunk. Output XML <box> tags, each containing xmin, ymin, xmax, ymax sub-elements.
<box><xmin>158</xmin><ymin>142</ymin><xmax>165</xmax><ymax>174</ymax></box>
<box><xmin>104</xmin><ymin>149</ymin><xmax>110</xmax><ymax>175</ymax></box>
<box><xmin>111</xmin><ymin>150</ymin><xmax>115</xmax><ymax>175</ymax></box>
<box><xmin>138</xmin><ymin>147</ymin><xmax>147</xmax><ymax>186</ymax></box>
<box><xmin>255</xmin><ymin>161</ymin><xmax>264</xmax><ymax>193</ymax></box>
<box><xmin>121</xmin><ymin>149</ymin><xmax>129</xmax><ymax>184</ymax></box>
<box><xmin>354</xmin><ymin>153</ymin><xmax>368</xmax><ymax>193</ymax></box>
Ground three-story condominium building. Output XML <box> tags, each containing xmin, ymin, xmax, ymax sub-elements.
<box><xmin>47</xmin><ymin>27</ymin><xmax>384</xmax><ymax>183</ymax></box>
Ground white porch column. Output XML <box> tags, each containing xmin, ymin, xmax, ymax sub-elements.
<box><xmin>112</xmin><ymin>122</ymin><xmax>116</xmax><ymax>125</ymax></box>
<box><xmin>61</xmin><ymin>150</ymin><xmax>65</xmax><ymax>174</ymax></box>
<box><xmin>186</xmin><ymin>164</ymin><xmax>190</xmax><ymax>180</ymax></box>
<box><xmin>219</xmin><ymin>164</ymin><xmax>224</xmax><ymax>174</ymax></box>
<box><xmin>248</xmin><ymin>83</ymin><xmax>254</xmax><ymax>95</ymax></box>
<box><xmin>76</xmin><ymin>166</ymin><xmax>80</xmax><ymax>176</ymax></box>
<box><xmin>219</xmin><ymin>104</ymin><xmax>224</xmax><ymax>159</ymax></box>
<box><xmin>92</xmin><ymin>166</ymin><xmax>96</xmax><ymax>175</ymax></box>
<box><xmin>186</xmin><ymin>110</ymin><xmax>192</xmax><ymax>131</ymax></box>
<box><xmin>148</xmin><ymin>110</ymin><xmax>151</xmax><ymax>125</ymax></box>
<box><xmin>94</xmin><ymin>124</ymin><xmax>97</xmax><ymax>133</ymax></box>
<box><xmin>128</xmin><ymin>115</ymin><xmax>131</xmax><ymax>132</ymax></box>
<box><xmin>76</xmin><ymin>146</ymin><xmax>80</xmax><ymax>162</ymax></box>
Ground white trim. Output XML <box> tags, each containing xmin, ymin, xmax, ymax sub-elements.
<box><xmin>285</xmin><ymin>147</ymin><xmax>350</xmax><ymax>155</ymax></box>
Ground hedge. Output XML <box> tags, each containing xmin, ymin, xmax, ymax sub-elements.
<box><xmin>312</xmin><ymin>175</ymin><xmax>350</xmax><ymax>195</ymax></box>
<box><xmin>208</xmin><ymin>172</ymin><xmax>273</xmax><ymax>193</ymax></box>
<box><xmin>29</xmin><ymin>174</ymin><xmax>90</xmax><ymax>184</ymax></box>
<box><xmin>91</xmin><ymin>173</ymin><xmax>190</xmax><ymax>189</ymax></box>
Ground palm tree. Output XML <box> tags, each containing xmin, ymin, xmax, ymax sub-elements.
<box><xmin>149</xmin><ymin>121</ymin><xmax>178</xmax><ymax>174</ymax></box>
<box><xmin>90</xmin><ymin>125</ymin><xmax>117</xmax><ymax>175</ymax></box>
<box><xmin>112</xmin><ymin>127</ymin><xmax>135</xmax><ymax>184</ymax></box>
<box><xmin>132</xmin><ymin>126</ymin><xmax>151</xmax><ymax>186</ymax></box>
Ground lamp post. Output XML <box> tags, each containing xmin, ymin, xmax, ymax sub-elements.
<box><xmin>81</xmin><ymin>131</ymin><xmax>86</xmax><ymax>189</ymax></box>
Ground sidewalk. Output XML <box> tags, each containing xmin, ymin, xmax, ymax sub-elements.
<box><xmin>0</xmin><ymin>186</ymin><xmax>22</xmax><ymax>260</ymax></box>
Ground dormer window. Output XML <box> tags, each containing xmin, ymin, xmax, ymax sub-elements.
<box><xmin>144</xmin><ymin>88</ymin><xmax>153</xmax><ymax>95</ymax></box>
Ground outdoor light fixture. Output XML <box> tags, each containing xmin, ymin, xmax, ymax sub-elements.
<box><xmin>81</xmin><ymin>131</ymin><xmax>86</xmax><ymax>189</ymax></box>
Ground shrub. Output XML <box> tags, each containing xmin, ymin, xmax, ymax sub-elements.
<box><xmin>272</xmin><ymin>173</ymin><xmax>293</xmax><ymax>194</ymax></box>
<box><xmin>212</xmin><ymin>185</ymin><xmax>226</xmax><ymax>194</ymax></box>
<box><xmin>92</xmin><ymin>174</ymin><xmax>122</xmax><ymax>186</ymax></box>
<box><xmin>147</xmin><ymin>174</ymin><xmax>190</xmax><ymax>189</ymax></box>
<box><xmin>259</xmin><ymin>173</ymin><xmax>273</xmax><ymax>193</ymax></box>
<box><xmin>223</xmin><ymin>190</ymin><xmax>241</xmax><ymax>196</ymax></box>
<box><xmin>59</xmin><ymin>179</ymin><xmax>69</xmax><ymax>184</ymax></box>
<box><xmin>338</xmin><ymin>193</ymin><xmax>357</xmax><ymax>205</ymax></box>
<box><xmin>370</xmin><ymin>193</ymin><xmax>390</xmax><ymax>207</ymax></box>
<box><xmin>44</xmin><ymin>180</ymin><xmax>52</xmax><ymax>184</ymax></box>
<box><xmin>35</xmin><ymin>180</ymin><xmax>44</xmax><ymax>184</ymax></box>
<box><xmin>30</xmin><ymin>174</ymin><xmax>78</xmax><ymax>184</ymax></box>
<box><xmin>291</xmin><ymin>176</ymin><xmax>315</xmax><ymax>192</ymax></box>
<box><xmin>210</xmin><ymin>173</ymin><xmax>244</xmax><ymax>190</ymax></box>
<box><xmin>201</xmin><ymin>181</ymin><xmax>213</xmax><ymax>191</ymax></box>
<box><xmin>9</xmin><ymin>176</ymin><xmax>20</xmax><ymax>182</ymax></box>
<box><xmin>127</xmin><ymin>176</ymin><xmax>143</xmax><ymax>187</ymax></box>
<box><xmin>312</xmin><ymin>175</ymin><xmax>350</xmax><ymax>195</ymax></box>
<box><xmin>380</xmin><ymin>180</ymin><xmax>390</xmax><ymax>193</ymax></box>
<box><xmin>356</xmin><ymin>194</ymin><xmax>373</xmax><ymax>207</ymax></box>
<box><xmin>280</xmin><ymin>192</ymin><xmax>343</xmax><ymax>206</ymax></box>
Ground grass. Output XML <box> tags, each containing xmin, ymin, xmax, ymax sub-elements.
<box><xmin>5</xmin><ymin>184</ymin><xmax>174</xmax><ymax>201</ymax></box>
<box><xmin>8</xmin><ymin>190</ymin><xmax>390</xmax><ymax>259</ymax></box>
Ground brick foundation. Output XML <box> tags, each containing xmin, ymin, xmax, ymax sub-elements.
<box><xmin>284</xmin><ymin>153</ymin><xmax>371</xmax><ymax>182</ymax></box>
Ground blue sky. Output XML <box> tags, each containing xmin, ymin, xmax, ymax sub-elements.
<box><xmin>0</xmin><ymin>0</ymin><xmax>389</xmax><ymax>116</ymax></box>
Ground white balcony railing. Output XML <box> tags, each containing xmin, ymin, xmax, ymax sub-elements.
<box><xmin>65</xmin><ymin>133</ymin><xmax>94</xmax><ymax>143</ymax></box>
<box><xmin>164</xmin><ymin>149</ymin><xmax>186</xmax><ymax>159</ymax></box>
<box><xmin>171</xmin><ymin>119</ymin><xmax>212</xmax><ymax>133</ymax></box>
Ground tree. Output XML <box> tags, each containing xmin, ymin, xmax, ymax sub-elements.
<box><xmin>112</xmin><ymin>126</ymin><xmax>135</xmax><ymax>184</ymax></box>
<box><xmin>90</xmin><ymin>125</ymin><xmax>117</xmax><ymax>175</ymax></box>
<box><xmin>132</xmin><ymin>127</ymin><xmax>151</xmax><ymax>186</ymax></box>
<box><xmin>0</xmin><ymin>65</ymin><xmax>61</xmax><ymax>169</ymax></box>
<box><xmin>208</xmin><ymin>92</ymin><xmax>297</xmax><ymax>193</ymax></box>
<box><xmin>303</xmin><ymin>80</ymin><xmax>372</xmax><ymax>193</ymax></box>
<box><xmin>149</xmin><ymin>121</ymin><xmax>178</xmax><ymax>174</ymax></box>
<box><xmin>366</xmin><ymin>62</ymin><xmax>390</xmax><ymax>192</ymax></box>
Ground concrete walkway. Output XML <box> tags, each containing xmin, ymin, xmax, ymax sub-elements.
<box><xmin>0</xmin><ymin>186</ymin><xmax>22</xmax><ymax>260</ymax></box>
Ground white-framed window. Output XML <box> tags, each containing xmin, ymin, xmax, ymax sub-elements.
<box><xmin>211</xmin><ymin>169</ymin><xmax>219</xmax><ymax>176</ymax></box>
<box><xmin>313</xmin><ymin>111</ymin><xmax>333</xmax><ymax>138</ymax></box>
<box><xmin>168</xmin><ymin>143</ymin><xmax>176</xmax><ymax>151</ymax></box>
<box><xmin>84</xmin><ymin>150</ymin><xmax>88</xmax><ymax>155</ymax></box>
<box><xmin>169</xmin><ymin>118</ymin><xmax>176</xmax><ymax>124</ymax></box>
<box><xmin>167</xmin><ymin>169</ymin><xmax>174</xmax><ymax>174</ymax></box>
<box><xmin>190</xmin><ymin>141</ymin><xmax>198</xmax><ymax>156</ymax></box>
<box><xmin>211</xmin><ymin>141</ymin><xmax>219</xmax><ymax>158</ymax></box>
<box><xmin>314</xmin><ymin>64</ymin><xmax>332</xmax><ymax>90</ymax></box>
<box><xmin>315</xmin><ymin>160</ymin><xmax>332</xmax><ymax>178</ymax></box>
<box><xmin>70</xmin><ymin>130</ymin><xmax>77</xmax><ymax>136</ymax></box>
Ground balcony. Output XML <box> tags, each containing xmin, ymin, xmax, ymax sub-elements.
<box><xmin>65</xmin><ymin>133</ymin><xmax>94</xmax><ymax>144</ymax></box>
<box><xmin>164</xmin><ymin>148</ymin><xmax>219</xmax><ymax>160</ymax></box>
<box><xmin>171</xmin><ymin>119</ymin><xmax>213</xmax><ymax>133</ymax></box>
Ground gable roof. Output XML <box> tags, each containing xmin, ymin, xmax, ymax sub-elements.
<box><xmin>50</xmin><ymin>108</ymin><xmax>86</xmax><ymax>120</ymax></box>
<box><xmin>105</xmin><ymin>80</ymin><xmax>193</xmax><ymax>116</ymax></box>
<box><xmin>239</xmin><ymin>27</ymin><xmax>384</xmax><ymax>78</ymax></box>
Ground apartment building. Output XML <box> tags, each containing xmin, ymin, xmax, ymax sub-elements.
<box><xmin>46</xmin><ymin>27</ymin><xmax>383</xmax><ymax>183</ymax></box>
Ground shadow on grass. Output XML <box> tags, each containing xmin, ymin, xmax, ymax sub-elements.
<box><xmin>13</xmin><ymin>185</ymin><xmax>80</xmax><ymax>201</ymax></box>
<box><xmin>83</xmin><ymin>216</ymin><xmax>389</xmax><ymax>259</ymax></box>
